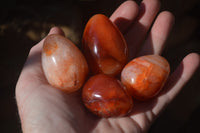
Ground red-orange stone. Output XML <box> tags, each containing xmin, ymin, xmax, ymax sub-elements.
<box><xmin>82</xmin><ymin>74</ymin><xmax>133</xmax><ymax>117</ymax></box>
<box><xmin>82</xmin><ymin>14</ymin><xmax>128</xmax><ymax>77</ymax></box>
<box><xmin>121</xmin><ymin>55</ymin><xmax>170</xmax><ymax>101</ymax></box>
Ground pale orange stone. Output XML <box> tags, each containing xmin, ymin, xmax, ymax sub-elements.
<box><xmin>42</xmin><ymin>34</ymin><xmax>88</xmax><ymax>93</ymax></box>
<box><xmin>121</xmin><ymin>55</ymin><xmax>170</xmax><ymax>101</ymax></box>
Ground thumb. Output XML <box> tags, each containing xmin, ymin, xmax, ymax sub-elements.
<box><xmin>15</xmin><ymin>27</ymin><xmax>65</xmax><ymax>132</ymax></box>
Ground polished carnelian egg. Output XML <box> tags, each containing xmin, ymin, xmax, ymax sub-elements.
<box><xmin>82</xmin><ymin>14</ymin><xmax>128</xmax><ymax>77</ymax></box>
<box><xmin>121</xmin><ymin>55</ymin><xmax>170</xmax><ymax>101</ymax></box>
<box><xmin>82</xmin><ymin>74</ymin><xmax>133</xmax><ymax>117</ymax></box>
<box><xmin>42</xmin><ymin>34</ymin><xmax>88</xmax><ymax>93</ymax></box>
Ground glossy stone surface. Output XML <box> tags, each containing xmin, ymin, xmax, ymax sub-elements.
<box><xmin>82</xmin><ymin>74</ymin><xmax>133</xmax><ymax>117</ymax></box>
<box><xmin>82</xmin><ymin>14</ymin><xmax>128</xmax><ymax>77</ymax></box>
<box><xmin>121</xmin><ymin>55</ymin><xmax>170</xmax><ymax>101</ymax></box>
<box><xmin>42</xmin><ymin>34</ymin><xmax>88</xmax><ymax>93</ymax></box>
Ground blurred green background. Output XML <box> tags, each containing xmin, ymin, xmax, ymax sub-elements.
<box><xmin>0</xmin><ymin>0</ymin><xmax>200</xmax><ymax>132</ymax></box>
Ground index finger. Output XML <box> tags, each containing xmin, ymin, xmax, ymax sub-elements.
<box><xmin>110</xmin><ymin>0</ymin><xmax>139</xmax><ymax>34</ymax></box>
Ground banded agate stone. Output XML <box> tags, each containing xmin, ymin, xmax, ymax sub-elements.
<box><xmin>121</xmin><ymin>55</ymin><xmax>170</xmax><ymax>101</ymax></box>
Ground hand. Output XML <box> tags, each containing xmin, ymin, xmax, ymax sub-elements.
<box><xmin>16</xmin><ymin>0</ymin><xmax>200</xmax><ymax>132</ymax></box>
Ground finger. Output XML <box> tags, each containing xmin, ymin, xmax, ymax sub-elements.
<box><xmin>152</xmin><ymin>53</ymin><xmax>200</xmax><ymax>115</ymax></box>
<box><xmin>48</xmin><ymin>26</ymin><xmax>65</xmax><ymax>36</ymax></box>
<box><xmin>138</xmin><ymin>11</ymin><xmax>175</xmax><ymax>56</ymax></box>
<box><xmin>110</xmin><ymin>0</ymin><xmax>139</xmax><ymax>34</ymax></box>
<box><xmin>125</xmin><ymin>0</ymin><xmax>161</xmax><ymax>58</ymax></box>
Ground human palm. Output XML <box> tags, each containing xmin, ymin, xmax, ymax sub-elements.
<box><xmin>16</xmin><ymin>0</ymin><xmax>200</xmax><ymax>133</ymax></box>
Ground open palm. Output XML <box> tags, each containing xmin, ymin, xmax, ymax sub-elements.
<box><xmin>16</xmin><ymin>0</ymin><xmax>200</xmax><ymax>133</ymax></box>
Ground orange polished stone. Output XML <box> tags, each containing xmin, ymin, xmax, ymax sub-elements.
<box><xmin>121</xmin><ymin>55</ymin><xmax>170</xmax><ymax>101</ymax></box>
<box><xmin>42</xmin><ymin>34</ymin><xmax>88</xmax><ymax>93</ymax></box>
<box><xmin>82</xmin><ymin>14</ymin><xmax>128</xmax><ymax>77</ymax></box>
<box><xmin>82</xmin><ymin>74</ymin><xmax>133</xmax><ymax>117</ymax></box>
